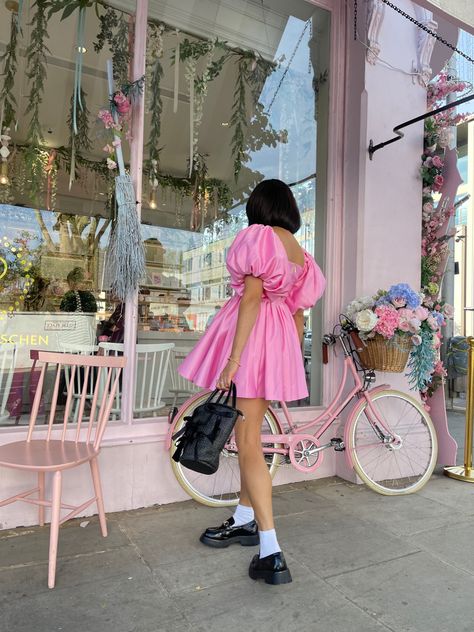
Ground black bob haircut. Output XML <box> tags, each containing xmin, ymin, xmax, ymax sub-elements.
<box><xmin>246</xmin><ymin>179</ymin><xmax>301</xmax><ymax>234</ymax></box>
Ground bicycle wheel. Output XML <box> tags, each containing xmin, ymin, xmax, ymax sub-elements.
<box><xmin>170</xmin><ymin>392</ymin><xmax>283</xmax><ymax>507</ymax></box>
<box><xmin>347</xmin><ymin>390</ymin><xmax>437</xmax><ymax>495</ymax></box>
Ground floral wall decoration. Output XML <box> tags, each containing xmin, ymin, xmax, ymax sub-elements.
<box><xmin>418</xmin><ymin>70</ymin><xmax>471</xmax><ymax>405</ymax></box>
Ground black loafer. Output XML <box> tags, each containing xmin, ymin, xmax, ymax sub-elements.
<box><xmin>249</xmin><ymin>551</ymin><xmax>292</xmax><ymax>585</ymax></box>
<box><xmin>200</xmin><ymin>517</ymin><xmax>259</xmax><ymax>548</ymax></box>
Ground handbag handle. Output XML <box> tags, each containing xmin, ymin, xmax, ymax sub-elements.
<box><xmin>208</xmin><ymin>381</ymin><xmax>237</xmax><ymax>408</ymax></box>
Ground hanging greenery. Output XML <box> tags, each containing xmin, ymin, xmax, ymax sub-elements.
<box><xmin>24</xmin><ymin>0</ymin><xmax>50</xmax><ymax>202</ymax></box>
<box><xmin>0</xmin><ymin>11</ymin><xmax>20</xmax><ymax>130</ymax></box>
<box><xmin>230</xmin><ymin>58</ymin><xmax>248</xmax><ymax>181</ymax></box>
<box><xmin>93</xmin><ymin>5</ymin><xmax>131</xmax><ymax>84</ymax></box>
<box><xmin>46</xmin><ymin>0</ymin><xmax>105</xmax><ymax>21</ymax></box>
<box><xmin>146</xmin><ymin>23</ymin><xmax>164</xmax><ymax>174</ymax></box>
<box><xmin>67</xmin><ymin>88</ymin><xmax>92</xmax><ymax>153</ymax></box>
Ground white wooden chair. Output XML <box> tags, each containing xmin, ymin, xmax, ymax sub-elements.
<box><xmin>0</xmin><ymin>346</ymin><xmax>17</xmax><ymax>423</ymax></box>
<box><xmin>169</xmin><ymin>347</ymin><xmax>201</xmax><ymax>408</ymax></box>
<box><xmin>98</xmin><ymin>342</ymin><xmax>174</xmax><ymax>417</ymax></box>
<box><xmin>58</xmin><ymin>344</ymin><xmax>99</xmax><ymax>422</ymax></box>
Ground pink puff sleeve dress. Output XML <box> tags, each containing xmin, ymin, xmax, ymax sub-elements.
<box><xmin>178</xmin><ymin>224</ymin><xmax>326</xmax><ymax>401</ymax></box>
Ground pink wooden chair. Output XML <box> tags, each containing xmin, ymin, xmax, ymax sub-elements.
<box><xmin>0</xmin><ymin>350</ymin><xmax>126</xmax><ymax>589</ymax></box>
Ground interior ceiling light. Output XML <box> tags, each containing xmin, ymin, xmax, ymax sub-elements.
<box><xmin>221</xmin><ymin>122</ymin><xmax>229</xmax><ymax>127</ymax></box>
<box><xmin>149</xmin><ymin>189</ymin><xmax>157</xmax><ymax>209</ymax></box>
<box><xmin>0</xmin><ymin>162</ymin><xmax>9</xmax><ymax>186</ymax></box>
<box><xmin>77</xmin><ymin>46</ymin><xmax>87</xmax><ymax>53</ymax></box>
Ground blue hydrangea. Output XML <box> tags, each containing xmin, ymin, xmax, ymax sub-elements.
<box><xmin>431</xmin><ymin>311</ymin><xmax>445</xmax><ymax>327</ymax></box>
<box><xmin>386</xmin><ymin>283</ymin><xmax>421</xmax><ymax>309</ymax></box>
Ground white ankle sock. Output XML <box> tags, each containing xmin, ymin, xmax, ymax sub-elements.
<box><xmin>259</xmin><ymin>528</ymin><xmax>281</xmax><ymax>558</ymax></box>
<box><xmin>232</xmin><ymin>504</ymin><xmax>255</xmax><ymax>526</ymax></box>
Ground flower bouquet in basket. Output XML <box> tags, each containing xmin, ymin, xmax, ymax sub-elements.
<box><xmin>345</xmin><ymin>283</ymin><xmax>452</xmax><ymax>388</ymax></box>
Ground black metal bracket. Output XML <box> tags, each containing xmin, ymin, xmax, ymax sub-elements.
<box><xmin>369</xmin><ymin>93</ymin><xmax>474</xmax><ymax>160</ymax></box>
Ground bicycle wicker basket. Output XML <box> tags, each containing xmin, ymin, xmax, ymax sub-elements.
<box><xmin>357</xmin><ymin>333</ymin><xmax>412</xmax><ymax>373</ymax></box>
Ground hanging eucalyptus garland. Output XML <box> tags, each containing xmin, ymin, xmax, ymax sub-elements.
<box><xmin>24</xmin><ymin>0</ymin><xmax>50</xmax><ymax>202</ymax></box>
<box><xmin>67</xmin><ymin>88</ymin><xmax>91</xmax><ymax>153</ymax></box>
<box><xmin>25</xmin><ymin>0</ymin><xmax>49</xmax><ymax>147</ymax></box>
<box><xmin>146</xmin><ymin>23</ymin><xmax>164</xmax><ymax>174</ymax></box>
<box><xmin>93</xmin><ymin>5</ymin><xmax>131</xmax><ymax>84</ymax></box>
<box><xmin>0</xmin><ymin>11</ymin><xmax>20</xmax><ymax>130</ymax></box>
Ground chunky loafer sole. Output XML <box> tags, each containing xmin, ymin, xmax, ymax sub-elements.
<box><xmin>249</xmin><ymin>565</ymin><xmax>293</xmax><ymax>585</ymax></box>
<box><xmin>200</xmin><ymin>532</ymin><xmax>260</xmax><ymax>548</ymax></box>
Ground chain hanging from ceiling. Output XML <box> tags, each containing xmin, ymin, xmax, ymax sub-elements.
<box><xmin>353</xmin><ymin>0</ymin><xmax>474</xmax><ymax>64</ymax></box>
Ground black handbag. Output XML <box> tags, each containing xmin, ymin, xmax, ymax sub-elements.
<box><xmin>172</xmin><ymin>383</ymin><xmax>243</xmax><ymax>475</ymax></box>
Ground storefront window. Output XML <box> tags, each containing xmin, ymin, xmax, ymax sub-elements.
<box><xmin>138</xmin><ymin>0</ymin><xmax>330</xmax><ymax>412</ymax></box>
<box><xmin>0</xmin><ymin>0</ymin><xmax>330</xmax><ymax>426</ymax></box>
<box><xmin>0</xmin><ymin>5</ymin><xmax>119</xmax><ymax>425</ymax></box>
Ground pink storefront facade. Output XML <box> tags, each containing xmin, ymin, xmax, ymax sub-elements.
<box><xmin>0</xmin><ymin>0</ymin><xmax>470</xmax><ymax>529</ymax></box>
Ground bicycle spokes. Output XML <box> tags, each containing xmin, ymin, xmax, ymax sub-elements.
<box><xmin>348</xmin><ymin>392</ymin><xmax>436</xmax><ymax>494</ymax></box>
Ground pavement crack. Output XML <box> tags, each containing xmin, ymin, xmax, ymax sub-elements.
<box><xmin>321</xmin><ymin>549</ymin><xmax>422</xmax><ymax>581</ymax></box>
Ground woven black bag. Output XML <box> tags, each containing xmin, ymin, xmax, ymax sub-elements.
<box><xmin>172</xmin><ymin>383</ymin><xmax>243</xmax><ymax>475</ymax></box>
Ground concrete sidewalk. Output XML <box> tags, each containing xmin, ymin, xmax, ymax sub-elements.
<box><xmin>1</xmin><ymin>460</ymin><xmax>474</xmax><ymax>632</ymax></box>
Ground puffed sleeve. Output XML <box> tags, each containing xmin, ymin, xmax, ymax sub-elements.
<box><xmin>286</xmin><ymin>255</ymin><xmax>326</xmax><ymax>314</ymax></box>
<box><xmin>226</xmin><ymin>224</ymin><xmax>287</xmax><ymax>298</ymax></box>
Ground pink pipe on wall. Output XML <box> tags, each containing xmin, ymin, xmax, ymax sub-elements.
<box><xmin>122</xmin><ymin>0</ymin><xmax>148</xmax><ymax>423</ymax></box>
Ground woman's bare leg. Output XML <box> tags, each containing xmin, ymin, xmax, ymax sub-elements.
<box><xmin>235</xmin><ymin>397</ymin><xmax>274</xmax><ymax>531</ymax></box>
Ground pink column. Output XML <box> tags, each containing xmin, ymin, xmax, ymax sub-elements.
<box><xmin>122</xmin><ymin>0</ymin><xmax>148</xmax><ymax>423</ymax></box>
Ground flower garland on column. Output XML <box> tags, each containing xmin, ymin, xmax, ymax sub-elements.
<box><xmin>417</xmin><ymin>71</ymin><xmax>471</xmax><ymax>404</ymax></box>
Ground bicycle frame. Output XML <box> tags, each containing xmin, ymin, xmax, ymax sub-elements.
<box><xmin>166</xmin><ymin>336</ymin><xmax>398</xmax><ymax>474</ymax></box>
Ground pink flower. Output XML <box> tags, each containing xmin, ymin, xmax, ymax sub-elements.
<box><xmin>443</xmin><ymin>303</ymin><xmax>454</xmax><ymax>318</ymax></box>
<box><xmin>433</xmin><ymin>174</ymin><xmax>444</xmax><ymax>190</ymax></box>
<box><xmin>106</xmin><ymin>157</ymin><xmax>117</xmax><ymax>170</ymax></box>
<box><xmin>411</xmin><ymin>334</ymin><xmax>422</xmax><ymax>346</ymax></box>
<box><xmin>98</xmin><ymin>109</ymin><xmax>115</xmax><ymax>129</ymax></box>
<box><xmin>103</xmin><ymin>144</ymin><xmax>113</xmax><ymax>154</ymax></box>
<box><xmin>374</xmin><ymin>305</ymin><xmax>400</xmax><ymax>339</ymax></box>
<box><xmin>391</xmin><ymin>297</ymin><xmax>407</xmax><ymax>308</ymax></box>
<box><xmin>432</xmin><ymin>155</ymin><xmax>444</xmax><ymax>168</ymax></box>
<box><xmin>426</xmin><ymin>315</ymin><xmax>438</xmax><ymax>330</ymax></box>
<box><xmin>414</xmin><ymin>306</ymin><xmax>429</xmax><ymax>321</ymax></box>
<box><xmin>423</xmin><ymin>202</ymin><xmax>433</xmax><ymax>214</ymax></box>
<box><xmin>112</xmin><ymin>139</ymin><xmax>122</xmax><ymax>148</ymax></box>
<box><xmin>433</xmin><ymin>360</ymin><xmax>447</xmax><ymax>377</ymax></box>
<box><xmin>113</xmin><ymin>91</ymin><xmax>131</xmax><ymax>115</ymax></box>
<box><xmin>408</xmin><ymin>318</ymin><xmax>421</xmax><ymax>333</ymax></box>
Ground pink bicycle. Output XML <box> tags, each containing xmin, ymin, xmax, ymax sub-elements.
<box><xmin>166</xmin><ymin>319</ymin><xmax>437</xmax><ymax>505</ymax></box>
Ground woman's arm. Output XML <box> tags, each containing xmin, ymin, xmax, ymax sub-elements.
<box><xmin>217</xmin><ymin>275</ymin><xmax>263</xmax><ymax>389</ymax></box>
<box><xmin>293</xmin><ymin>308</ymin><xmax>305</xmax><ymax>344</ymax></box>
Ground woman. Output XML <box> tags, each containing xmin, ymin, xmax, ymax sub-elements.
<box><xmin>179</xmin><ymin>179</ymin><xmax>325</xmax><ymax>585</ymax></box>
<box><xmin>60</xmin><ymin>267</ymin><xmax>97</xmax><ymax>313</ymax></box>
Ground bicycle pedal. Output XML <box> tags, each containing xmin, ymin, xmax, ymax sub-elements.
<box><xmin>330</xmin><ymin>438</ymin><xmax>345</xmax><ymax>452</ymax></box>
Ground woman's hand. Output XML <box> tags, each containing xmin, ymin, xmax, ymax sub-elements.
<box><xmin>217</xmin><ymin>358</ymin><xmax>240</xmax><ymax>390</ymax></box>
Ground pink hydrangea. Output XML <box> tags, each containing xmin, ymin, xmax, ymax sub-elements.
<box><xmin>374</xmin><ymin>305</ymin><xmax>400</xmax><ymax>339</ymax></box>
